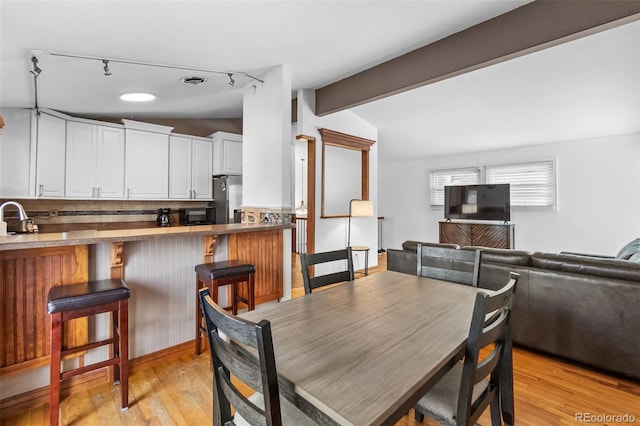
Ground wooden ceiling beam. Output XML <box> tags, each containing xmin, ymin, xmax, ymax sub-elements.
<box><xmin>315</xmin><ymin>1</ymin><xmax>640</xmax><ymax>116</ymax></box>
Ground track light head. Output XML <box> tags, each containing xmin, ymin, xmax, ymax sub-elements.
<box><xmin>227</xmin><ymin>73</ymin><xmax>235</xmax><ymax>87</ymax></box>
<box><xmin>102</xmin><ymin>59</ymin><xmax>111</xmax><ymax>76</ymax></box>
<box><xmin>30</xmin><ymin>56</ymin><xmax>42</xmax><ymax>77</ymax></box>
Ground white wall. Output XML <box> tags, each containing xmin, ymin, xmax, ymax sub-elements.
<box><xmin>297</xmin><ymin>91</ymin><xmax>379</xmax><ymax>269</ymax></box>
<box><xmin>379</xmin><ymin>133</ymin><xmax>640</xmax><ymax>254</ymax></box>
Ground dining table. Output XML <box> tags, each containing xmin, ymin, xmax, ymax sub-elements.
<box><xmin>241</xmin><ymin>270</ymin><xmax>490</xmax><ymax>426</ymax></box>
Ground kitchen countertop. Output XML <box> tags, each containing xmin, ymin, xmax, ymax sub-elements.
<box><xmin>0</xmin><ymin>222</ymin><xmax>294</xmax><ymax>251</ymax></box>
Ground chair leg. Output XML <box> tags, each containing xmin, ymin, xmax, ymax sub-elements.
<box><xmin>490</xmin><ymin>398</ymin><xmax>502</xmax><ymax>426</ymax></box>
<box><xmin>49</xmin><ymin>312</ymin><xmax>62</xmax><ymax>426</ymax></box>
<box><xmin>119</xmin><ymin>299</ymin><xmax>129</xmax><ymax>411</ymax></box>
<box><xmin>195</xmin><ymin>277</ymin><xmax>203</xmax><ymax>355</ymax></box>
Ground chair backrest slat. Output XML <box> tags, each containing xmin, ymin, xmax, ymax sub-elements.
<box><xmin>417</xmin><ymin>244</ymin><xmax>481</xmax><ymax>286</ymax></box>
<box><xmin>199</xmin><ymin>288</ymin><xmax>282</xmax><ymax>426</ymax></box>
<box><xmin>300</xmin><ymin>248</ymin><xmax>354</xmax><ymax>294</ymax></box>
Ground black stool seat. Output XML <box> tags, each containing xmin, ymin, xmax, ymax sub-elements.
<box><xmin>195</xmin><ymin>260</ymin><xmax>256</xmax><ymax>355</ymax></box>
<box><xmin>47</xmin><ymin>279</ymin><xmax>130</xmax><ymax>314</ymax></box>
<box><xmin>195</xmin><ymin>260</ymin><xmax>256</xmax><ymax>280</ymax></box>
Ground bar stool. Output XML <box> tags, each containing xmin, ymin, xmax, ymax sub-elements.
<box><xmin>47</xmin><ymin>279</ymin><xmax>130</xmax><ymax>426</ymax></box>
<box><xmin>195</xmin><ymin>260</ymin><xmax>256</xmax><ymax>355</ymax></box>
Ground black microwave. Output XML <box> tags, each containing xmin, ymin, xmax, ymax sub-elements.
<box><xmin>178</xmin><ymin>208</ymin><xmax>215</xmax><ymax>225</ymax></box>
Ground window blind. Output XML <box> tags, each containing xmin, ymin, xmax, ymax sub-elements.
<box><xmin>486</xmin><ymin>160</ymin><xmax>555</xmax><ymax>207</ymax></box>
<box><xmin>429</xmin><ymin>168</ymin><xmax>479</xmax><ymax>206</ymax></box>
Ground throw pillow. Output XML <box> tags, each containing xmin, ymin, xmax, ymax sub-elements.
<box><xmin>616</xmin><ymin>238</ymin><xmax>640</xmax><ymax>260</ymax></box>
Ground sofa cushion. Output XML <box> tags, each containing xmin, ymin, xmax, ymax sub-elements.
<box><xmin>401</xmin><ymin>240</ymin><xmax>458</xmax><ymax>252</ymax></box>
<box><xmin>616</xmin><ymin>238</ymin><xmax>640</xmax><ymax>260</ymax></box>
<box><xmin>531</xmin><ymin>252</ymin><xmax>640</xmax><ymax>283</ymax></box>
<box><xmin>461</xmin><ymin>246</ymin><xmax>531</xmax><ymax>266</ymax></box>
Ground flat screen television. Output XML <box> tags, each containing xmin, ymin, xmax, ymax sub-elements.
<box><xmin>444</xmin><ymin>184</ymin><xmax>510</xmax><ymax>222</ymax></box>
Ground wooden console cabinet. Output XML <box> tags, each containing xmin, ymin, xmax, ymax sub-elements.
<box><xmin>439</xmin><ymin>221</ymin><xmax>515</xmax><ymax>249</ymax></box>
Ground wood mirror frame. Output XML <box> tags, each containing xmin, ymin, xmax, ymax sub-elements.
<box><xmin>320</xmin><ymin>128</ymin><xmax>375</xmax><ymax>218</ymax></box>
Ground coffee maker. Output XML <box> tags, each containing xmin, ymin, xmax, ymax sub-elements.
<box><xmin>156</xmin><ymin>208</ymin><xmax>173</xmax><ymax>227</ymax></box>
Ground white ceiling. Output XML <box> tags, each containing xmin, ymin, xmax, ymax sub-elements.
<box><xmin>1</xmin><ymin>1</ymin><xmax>638</xmax><ymax>161</ymax></box>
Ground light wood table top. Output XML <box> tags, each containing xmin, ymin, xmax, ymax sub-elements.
<box><xmin>242</xmin><ymin>270</ymin><xmax>481</xmax><ymax>426</ymax></box>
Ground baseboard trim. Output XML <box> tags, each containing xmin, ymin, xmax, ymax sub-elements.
<box><xmin>0</xmin><ymin>340</ymin><xmax>196</xmax><ymax>415</ymax></box>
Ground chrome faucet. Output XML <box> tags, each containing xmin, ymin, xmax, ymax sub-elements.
<box><xmin>0</xmin><ymin>201</ymin><xmax>29</xmax><ymax>222</ymax></box>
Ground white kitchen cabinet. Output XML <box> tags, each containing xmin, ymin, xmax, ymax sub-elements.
<box><xmin>212</xmin><ymin>131</ymin><xmax>242</xmax><ymax>175</ymax></box>
<box><xmin>191</xmin><ymin>138</ymin><xmax>213</xmax><ymax>199</ymax></box>
<box><xmin>0</xmin><ymin>108</ymin><xmax>36</xmax><ymax>198</ymax></box>
<box><xmin>35</xmin><ymin>113</ymin><xmax>66</xmax><ymax>198</ymax></box>
<box><xmin>65</xmin><ymin>121</ymin><xmax>125</xmax><ymax>198</ymax></box>
<box><xmin>125</xmin><ymin>129</ymin><xmax>169</xmax><ymax>199</ymax></box>
<box><xmin>96</xmin><ymin>126</ymin><xmax>126</xmax><ymax>198</ymax></box>
<box><xmin>169</xmin><ymin>136</ymin><xmax>213</xmax><ymax>199</ymax></box>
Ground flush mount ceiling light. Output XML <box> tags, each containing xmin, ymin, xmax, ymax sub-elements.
<box><xmin>120</xmin><ymin>92</ymin><xmax>156</xmax><ymax>102</ymax></box>
<box><xmin>181</xmin><ymin>76</ymin><xmax>207</xmax><ymax>85</ymax></box>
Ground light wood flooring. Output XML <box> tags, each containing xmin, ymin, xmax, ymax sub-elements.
<box><xmin>2</xmin><ymin>252</ymin><xmax>639</xmax><ymax>425</ymax></box>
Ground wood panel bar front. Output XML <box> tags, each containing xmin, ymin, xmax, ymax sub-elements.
<box><xmin>0</xmin><ymin>245</ymin><xmax>89</xmax><ymax>375</ymax></box>
<box><xmin>229</xmin><ymin>229</ymin><xmax>283</xmax><ymax>304</ymax></box>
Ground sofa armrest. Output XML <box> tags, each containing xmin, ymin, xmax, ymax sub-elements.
<box><xmin>387</xmin><ymin>249</ymin><xmax>417</xmax><ymax>275</ymax></box>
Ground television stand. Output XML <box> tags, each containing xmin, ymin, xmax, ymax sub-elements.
<box><xmin>439</xmin><ymin>221</ymin><xmax>515</xmax><ymax>249</ymax></box>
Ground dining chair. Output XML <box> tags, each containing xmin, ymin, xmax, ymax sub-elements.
<box><xmin>300</xmin><ymin>247</ymin><xmax>354</xmax><ymax>294</ymax></box>
<box><xmin>417</xmin><ymin>244</ymin><xmax>482</xmax><ymax>286</ymax></box>
<box><xmin>198</xmin><ymin>288</ymin><xmax>317</xmax><ymax>426</ymax></box>
<box><xmin>413</xmin><ymin>271</ymin><xmax>519</xmax><ymax>426</ymax></box>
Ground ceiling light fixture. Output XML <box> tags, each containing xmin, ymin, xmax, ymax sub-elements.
<box><xmin>120</xmin><ymin>92</ymin><xmax>156</xmax><ymax>102</ymax></box>
<box><xmin>29</xmin><ymin>56</ymin><xmax>42</xmax><ymax>116</ymax></box>
<box><xmin>33</xmin><ymin>50</ymin><xmax>264</xmax><ymax>84</ymax></box>
<box><xmin>103</xmin><ymin>60</ymin><xmax>111</xmax><ymax>76</ymax></box>
<box><xmin>30</xmin><ymin>56</ymin><xmax>42</xmax><ymax>77</ymax></box>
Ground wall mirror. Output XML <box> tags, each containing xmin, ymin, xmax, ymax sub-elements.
<box><xmin>320</xmin><ymin>128</ymin><xmax>375</xmax><ymax>217</ymax></box>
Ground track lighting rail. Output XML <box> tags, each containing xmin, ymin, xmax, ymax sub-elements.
<box><xmin>31</xmin><ymin>49</ymin><xmax>264</xmax><ymax>84</ymax></box>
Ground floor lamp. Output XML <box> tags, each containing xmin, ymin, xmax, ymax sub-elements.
<box><xmin>347</xmin><ymin>199</ymin><xmax>374</xmax><ymax>248</ymax></box>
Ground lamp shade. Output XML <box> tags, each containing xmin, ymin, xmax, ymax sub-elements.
<box><xmin>350</xmin><ymin>200</ymin><xmax>374</xmax><ymax>217</ymax></box>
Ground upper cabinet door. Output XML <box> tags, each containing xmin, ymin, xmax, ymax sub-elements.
<box><xmin>223</xmin><ymin>139</ymin><xmax>242</xmax><ymax>175</ymax></box>
<box><xmin>191</xmin><ymin>138</ymin><xmax>213</xmax><ymax>199</ymax></box>
<box><xmin>125</xmin><ymin>129</ymin><xmax>169</xmax><ymax>199</ymax></box>
<box><xmin>65</xmin><ymin>122</ymin><xmax>125</xmax><ymax>199</ymax></box>
<box><xmin>96</xmin><ymin>126</ymin><xmax>125</xmax><ymax>198</ymax></box>
<box><xmin>212</xmin><ymin>132</ymin><xmax>242</xmax><ymax>175</ymax></box>
<box><xmin>0</xmin><ymin>108</ymin><xmax>35</xmax><ymax>198</ymax></box>
<box><xmin>36</xmin><ymin>113</ymin><xmax>66</xmax><ymax>198</ymax></box>
<box><xmin>169</xmin><ymin>136</ymin><xmax>192</xmax><ymax>199</ymax></box>
<box><xmin>65</xmin><ymin>121</ymin><xmax>98</xmax><ymax>198</ymax></box>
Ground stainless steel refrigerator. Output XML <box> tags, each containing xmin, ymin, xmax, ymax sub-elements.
<box><xmin>212</xmin><ymin>174</ymin><xmax>243</xmax><ymax>224</ymax></box>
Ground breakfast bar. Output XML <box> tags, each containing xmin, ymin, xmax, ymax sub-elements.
<box><xmin>0</xmin><ymin>223</ymin><xmax>292</xmax><ymax>399</ymax></box>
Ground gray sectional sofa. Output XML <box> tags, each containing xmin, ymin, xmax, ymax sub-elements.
<box><xmin>387</xmin><ymin>239</ymin><xmax>640</xmax><ymax>379</ymax></box>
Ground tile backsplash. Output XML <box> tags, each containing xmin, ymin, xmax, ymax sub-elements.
<box><xmin>0</xmin><ymin>199</ymin><xmax>209</xmax><ymax>227</ymax></box>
